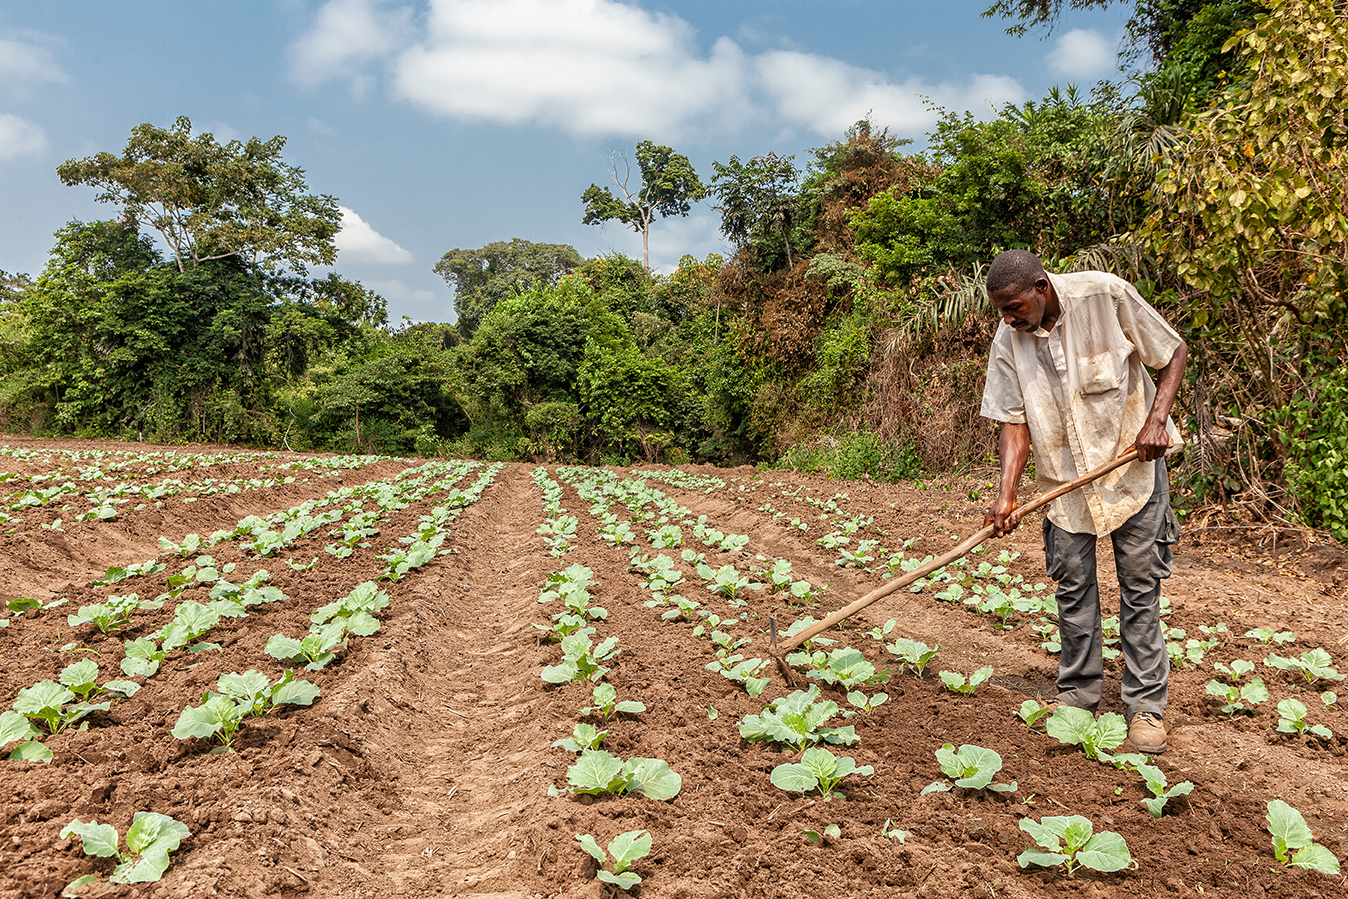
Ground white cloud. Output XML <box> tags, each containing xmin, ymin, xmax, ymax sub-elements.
<box><xmin>0</xmin><ymin>113</ymin><xmax>47</xmax><ymax>160</ymax></box>
<box><xmin>756</xmin><ymin>51</ymin><xmax>1025</xmax><ymax>136</ymax></box>
<box><xmin>0</xmin><ymin>30</ymin><xmax>68</xmax><ymax>89</ymax></box>
<box><xmin>1046</xmin><ymin>29</ymin><xmax>1118</xmax><ymax>80</ymax></box>
<box><xmin>290</xmin><ymin>0</ymin><xmax>1030</xmax><ymax>139</ymax></box>
<box><xmin>335</xmin><ymin>206</ymin><xmax>413</xmax><ymax>263</ymax></box>
<box><xmin>394</xmin><ymin>0</ymin><xmax>749</xmax><ymax>136</ymax></box>
<box><xmin>289</xmin><ymin>0</ymin><xmax>412</xmax><ymax>94</ymax></box>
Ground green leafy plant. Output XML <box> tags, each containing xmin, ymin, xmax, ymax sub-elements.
<box><xmin>881</xmin><ymin>818</ymin><xmax>911</xmax><ymax>842</ymax></box>
<box><xmin>1265</xmin><ymin>800</ymin><xmax>1341</xmax><ymax>873</ymax></box>
<box><xmin>805</xmin><ymin>647</ymin><xmax>889</xmax><ymax>689</ymax></box>
<box><xmin>0</xmin><ymin>709</ymin><xmax>51</xmax><ymax>762</ymax></box>
<box><xmin>922</xmin><ymin>743</ymin><xmax>1016</xmax><ymax>794</ymax></box>
<box><xmin>1266</xmin><ymin>649</ymin><xmax>1345</xmax><ymax>684</ymax></box>
<box><xmin>1276</xmin><ymin>698</ymin><xmax>1333</xmax><ymax>739</ymax></box>
<box><xmin>709</xmin><ymin>655</ymin><xmax>772</xmax><ymax>697</ymax></box>
<box><xmin>541</xmin><ymin>631</ymin><xmax>620</xmax><ymax>684</ymax></box>
<box><xmin>886</xmin><ymin>638</ymin><xmax>939</xmax><ymax>678</ymax></box>
<box><xmin>553</xmin><ymin>722</ymin><xmax>607</xmax><ymax>752</ymax></box>
<box><xmin>738</xmin><ymin>686</ymin><xmax>858</xmax><ymax>750</ymax></box>
<box><xmin>576</xmin><ymin>830</ymin><xmax>651</xmax><ymax>890</ymax></box>
<box><xmin>846</xmin><ymin>690</ymin><xmax>888</xmax><ymax>715</ymax></box>
<box><xmin>12</xmin><ymin>662</ymin><xmax>138</xmax><ymax>734</ymax></box>
<box><xmin>1045</xmin><ymin>707</ymin><xmax>1127</xmax><ymax>761</ymax></box>
<box><xmin>770</xmin><ymin>746</ymin><xmax>873</xmax><ymax>799</ymax></box>
<box><xmin>1017</xmin><ymin>699</ymin><xmax>1054</xmax><ymax>729</ymax></box>
<box><xmin>561</xmin><ymin>749</ymin><xmax>681</xmax><ymax>800</ymax></box>
<box><xmin>60</xmin><ymin>813</ymin><xmax>191</xmax><ymax>885</ymax></box>
<box><xmin>1017</xmin><ymin>815</ymin><xmax>1131</xmax><ymax>874</ymax></box>
<box><xmin>265</xmin><ymin>621</ymin><xmax>352</xmax><ymax>671</ymax></box>
<box><xmin>804</xmin><ymin>824</ymin><xmax>842</xmax><ymax>843</ymax></box>
<box><xmin>155</xmin><ymin>601</ymin><xmax>221</xmax><ymax>652</ymax></box>
<box><xmin>1213</xmin><ymin>659</ymin><xmax>1256</xmax><ymax>679</ymax></box>
<box><xmin>67</xmin><ymin>593</ymin><xmax>164</xmax><ymax>634</ymax></box>
<box><xmin>309</xmin><ymin>581</ymin><xmax>388</xmax><ymax>636</ymax></box>
<box><xmin>1135</xmin><ymin>761</ymin><xmax>1193</xmax><ymax>817</ymax></box>
<box><xmin>1205</xmin><ymin>676</ymin><xmax>1268</xmax><ymax>715</ymax></box>
<box><xmin>939</xmin><ymin>666</ymin><xmax>993</xmax><ymax>695</ymax></box>
<box><xmin>579</xmin><ymin>682</ymin><xmax>645</xmax><ymax>720</ymax></box>
<box><xmin>171</xmin><ymin>670</ymin><xmax>319</xmax><ymax>752</ymax></box>
<box><xmin>1245</xmin><ymin>627</ymin><xmax>1295</xmax><ymax>645</ymax></box>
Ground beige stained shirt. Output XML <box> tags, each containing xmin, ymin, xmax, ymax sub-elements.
<box><xmin>980</xmin><ymin>271</ymin><xmax>1183</xmax><ymax>536</ymax></box>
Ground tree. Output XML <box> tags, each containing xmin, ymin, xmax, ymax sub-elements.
<box><xmin>57</xmin><ymin>116</ymin><xmax>340</xmax><ymax>276</ymax></box>
<box><xmin>433</xmin><ymin>239</ymin><xmax>582</xmax><ymax>339</ymax></box>
<box><xmin>710</xmin><ymin>153</ymin><xmax>804</xmax><ymax>272</ymax></box>
<box><xmin>581</xmin><ymin>141</ymin><xmax>707</xmax><ymax>271</ymax></box>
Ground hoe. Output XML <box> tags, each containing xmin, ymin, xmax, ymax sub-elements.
<box><xmin>769</xmin><ymin>448</ymin><xmax>1142</xmax><ymax>686</ymax></box>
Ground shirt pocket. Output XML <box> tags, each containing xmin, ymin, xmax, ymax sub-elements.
<box><xmin>1076</xmin><ymin>349</ymin><xmax>1119</xmax><ymax>396</ymax></box>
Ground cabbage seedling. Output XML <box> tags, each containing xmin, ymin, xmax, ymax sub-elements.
<box><xmin>1213</xmin><ymin>659</ymin><xmax>1256</xmax><ymax>679</ymax></box>
<box><xmin>739</xmin><ymin>686</ymin><xmax>857</xmax><ymax>750</ymax></box>
<box><xmin>266</xmin><ymin>622</ymin><xmax>350</xmax><ymax>671</ymax></box>
<box><xmin>1045</xmin><ymin>707</ymin><xmax>1127</xmax><ymax>761</ymax></box>
<box><xmin>0</xmin><ymin>709</ymin><xmax>50</xmax><ymax>762</ymax></box>
<box><xmin>804</xmin><ymin>824</ymin><xmax>841</xmax><ymax>843</ymax></box>
<box><xmin>172</xmin><ymin>671</ymin><xmax>319</xmax><ymax>752</ymax></box>
<box><xmin>1204</xmin><ymin>677</ymin><xmax>1267</xmax><ymax>715</ymax></box>
<box><xmin>1135</xmin><ymin>762</ymin><xmax>1193</xmax><ymax>817</ymax></box>
<box><xmin>540</xmin><ymin>632</ymin><xmax>620</xmax><ymax>684</ymax></box>
<box><xmin>1265</xmin><ymin>649</ymin><xmax>1345</xmax><ymax>684</ymax></box>
<box><xmin>1245</xmin><ymin>628</ymin><xmax>1295</xmax><ymax>645</ymax></box>
<box><xmin>576</xmin><ymin>830</ymin><xmax>651</xmax><ymax>890</ymax></box>
<box><xmin>61</xmin><ymin>813</ymin><xmax>191</xmax><ymax>885</ymax></box>
<box><xmin>807</xmin><ymin>647</ymin><xmax>890</xmax><ymax>689</ymax></box>
<box><xmin>553</xmin><ymin>722</ymin><xmax>607</xmax><ymax>752</ymax></box>
<box><xmin>924</xmin><ymin>743</ymin><xmax>1016</xmax><ymax>794</ymax></box>
<box><xmin>562</xmin><ymin>750</ymin><xmax>681</xmax><ymax>800</ymax></box>
<box><xmin>579</xmin><ymin>683</ymin><xmax>645</xmax><ymax>720</ymax></box>
<box><xmin>846</xmin><ymin>690</ymin><xmax>888</xmax><ymax>715</ymax></box>
<box><xmin>1017</xmin><ymin>699</ymin><xmax>1054</xmax><ymax>729</ymax></box>
<box><xmin>939</xmin><ymin>667</ymin><xmax>993</xmax><ymax>695</ymax></box>
<box><xmin>1276</xmin><ymin>698</ymin><xmax>1333</xmax><ymax>739</ymax></box>
<box><xmin>1017</xmin><ymin>815</ymin><xmax>1131</xmax><ymax>874</ymax></box>
<box><xmin>770</xmin><ymin>746</ymin><xmax>873</xmax><ymax>799</ymax></box>
<box><xmin>67</xmin><ymin>593</ymin><xmax>164</xmax><ymax>635</ymax></box>
<box><xmin>886</xmin><ymin>639</ymin><xmax>938</xmax><ymax>678</ymax></box>
<box><xmin>1265</xmin><ymin>800</ymin><xmax>1341</xmax><ymax>873</ymax></box>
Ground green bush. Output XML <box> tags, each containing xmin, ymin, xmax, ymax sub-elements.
<box><xmin>1283</xmin><ymin>365</ymin><xmax>1348</xmax><ymax>541</ymax></box>
<box><xmin>779</xmin><ymin>430</ymin><xmax>923</xmax><ymax>481</ymax></box>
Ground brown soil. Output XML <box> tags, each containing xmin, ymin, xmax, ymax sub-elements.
<box><xmin>2</xmin><ymin>439</ymin><xmax>1347</xmax><ymax>899</ymax></box>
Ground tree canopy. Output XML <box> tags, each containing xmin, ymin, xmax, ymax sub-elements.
<box><xmin>581</xmin><ymin>141</ymin><xmax>707</xmax><ymax>270</ymax></box>
<box><xmin>433</xmin><ymin>239</ymin><xmax>582</xmax><ymax>339</ymax></box>
<box><xmin>57</xmin><ymin>116</ymin><xmax>340</xmax><ymax>276</ymax></box>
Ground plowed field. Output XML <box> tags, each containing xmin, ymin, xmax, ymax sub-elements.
<box><xmin>2</xmin><ymin>437</ymin><xmax>1347</xmax><ymax>899</ymax></box>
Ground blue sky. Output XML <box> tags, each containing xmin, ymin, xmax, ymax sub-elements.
<box><xmin>0</xmin><ymin>0</ymin><xmax>1133</xmax><ymax>324</ymax></box>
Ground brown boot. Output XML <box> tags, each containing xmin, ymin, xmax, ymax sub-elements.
<box><xmin>1128</xmin><ymin>712</ymin><xmax>1167</xmax><ymax>754</ymax></box>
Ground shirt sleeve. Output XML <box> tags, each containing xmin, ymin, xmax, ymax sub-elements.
<box><xmin>980</xmin><ymin>324</ymin><xmax>1025</xmax><ymax>424</ymax></box>
<box><xmin>1113</xmin><ymin>277</ymin><xmax>1182</xmax><ymax>370</ymax></box>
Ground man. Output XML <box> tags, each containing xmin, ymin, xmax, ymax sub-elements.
<box><xmin>979</xmin><ymin>250</ymin><xmax>1186</xmax><ymax>754</ymax></box>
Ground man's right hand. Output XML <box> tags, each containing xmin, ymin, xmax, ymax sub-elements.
<box><xmin>985</xmin><ymin>494</ymin><xmax>1019</xmax><ymax>537</ymax></box>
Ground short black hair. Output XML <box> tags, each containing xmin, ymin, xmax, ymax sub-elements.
<box><xmin>986</xmin><ymin>250</ymin><xmax>1046</xmax><ymax>295</ymax></box>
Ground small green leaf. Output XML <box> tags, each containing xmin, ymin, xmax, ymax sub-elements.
<box><xmin>60</xmin><ymin>819</ymin><xmax>121</xmax><ymax>858</ymax></box>
<box><xmin>61</xmin><ymin>874</ymin><xmax>99</xmax><ymax>897</ymax></box>
<box><xmin>607</xmin><ymin>830</ymin><xmax>652</xmax><ymax>871</ymax></box>
<box><xmin>575</xmin><ymin>833</ymin><xmax>606</xmax><ymax>864</ymax></box>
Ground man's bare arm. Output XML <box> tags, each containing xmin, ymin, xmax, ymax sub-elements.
<box><xmin>986</xmin><ymin>422</ymin><xmax>1030</xmax><ymax>536</ymax></box>
<box><xmin>1132</xmin><ymin>340</ymin><xmax>1187</xmax><ymax>462</ymax></box>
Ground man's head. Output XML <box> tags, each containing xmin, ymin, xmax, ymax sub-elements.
<box><xmin>987</xmin><ymin>250</ymin><xmax>1059</xmax><ymax>334</ymax></box>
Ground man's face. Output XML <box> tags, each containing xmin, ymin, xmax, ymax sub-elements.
<box><xmin>990</xmin><ymin>279</ymin><xmax>1052</xmax><ymax>333</ymax></box>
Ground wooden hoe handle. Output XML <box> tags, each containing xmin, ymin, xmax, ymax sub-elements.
<box><xmin>773</xmin><ymin>448</ymin><xmax>1141</xmax><ymax>656</ymax></box>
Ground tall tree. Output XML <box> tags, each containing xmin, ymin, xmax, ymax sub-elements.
<box><xmin>581</xmin><ymin>141</ymin><xmax>707</xmax><ymax>270</ymax></box>
<box><xmin>710</xmin><ymin>153</ymin><xmax>804</xmax><ymax>272</ymax></box>
<box><xmin>57</xmin><ymin>116</ymin><xmax>340</xmax><ymax>276</ymax></box>
<box><xmin>433</xmin><ymin>239</ymin><xmax>582</xmax><ymax>339</ymax></box>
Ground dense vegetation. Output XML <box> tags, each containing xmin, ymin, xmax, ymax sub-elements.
<box><xmin>2</xmin><ymin>0</ymin><xmax>1345</xmax><ymax>536</ymax></box>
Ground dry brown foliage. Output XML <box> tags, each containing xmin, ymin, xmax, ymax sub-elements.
<box><xmin>862</xmin><ymin>317</ymin><xmax>999</xmax><ymax>472</ymax></box>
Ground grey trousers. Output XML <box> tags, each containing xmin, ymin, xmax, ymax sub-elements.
<box><xmin>1043</xmin><ymin>459</ymin><xmax>1179</xmax><ymax>718</ymax></box>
